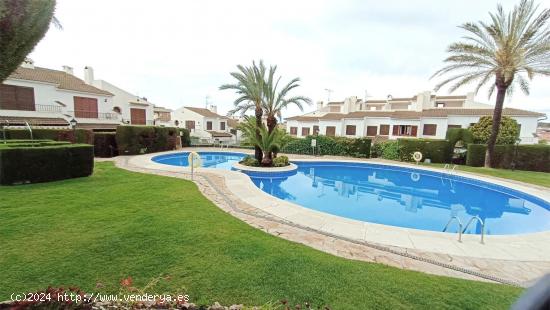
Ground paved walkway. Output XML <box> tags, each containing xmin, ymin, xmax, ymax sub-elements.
<box><xmin>104</xmin><ymin>150</ymin><xmax>550</xmax><ymax>287</ymax></box>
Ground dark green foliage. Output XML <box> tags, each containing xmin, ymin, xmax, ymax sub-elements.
<box><xmin>272</xmin><ymin>155</ymin><xmax>289</xmax><ymax>167</ymax></box>
<box><xmin>239</xmin><ymin>155</ymin><xmax>259</xmax><ymax>167</ymax></box>
<box><xmin>0</xmin><ymin>0</ymin><xmax>56</xmax><ymax>82</ymax></box>
<box><xmin>371</xmin><ymin>141</ymin><xmax>400</xmax><ymax>160</ymax></box>
<box><xmin>398</xmin><ymin>139</ymin><xmax>451</xmax><ymax>163</ymax></box>
<box><xmin>179</xmin><ymin>128</ymin><xmax>191</xmax><ymax>147</ymax></box>
<box><xmin>0</xmin><ymin>144</ymin><xmax>93</xmax><ymax>185</ymax></box>
<box><xmin>470</xmin><ymin>116</ymin><xmax>520</xmax><ymax>145</ymax></box>
<box><xmin>466</xmin><ymin>144</ymin><xmax>550</xmax><ymax>172</ymax></box>
<box><xmin>445</xmin><ymin>128</ymin><xmax>473</xmax><ymax>147</ymax></box>
<box><xmin>93</xmin><ymin>132</ymin><xmax>118</xmax><ymax>158</ymax></box>
<box><xmin>3</xmin><ymin>128</ymin><xmax>93</xmax><ymax>144</ymax></box>
<box><xmin>115</xmin><ymin>126</ymin><xmax>178</xmax><ymax>155</ymax></box>
<box><xmin>282</xmin><ymin>135</ymin><xmax>371</xmax><ymax>158</ymax></box>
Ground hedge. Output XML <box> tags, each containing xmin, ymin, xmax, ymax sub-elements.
<box><xmin>0</xmin><ymin>144</ymin><xmax>94</xmax><ymax>185</ymax></box>
<box><xmin>94</xmin><ymin>132</ymin><xmax>118</xmax><ymax>158</ymax></box>
<box><xmin>370</xmin><ymin>140</ymin><xmax>399</xmax><ymax>160</ymax></box>
<box><xmin>3</xmin><ymin>129</ymin><xmax>94</xmax><ymax>144</ymax></box>
<box><xmin>281</xmin><ymin>135</ymin><xmax>371</xmax><ymax>158</ymax></box>
<box><xmin>398</xmin><ymin>138</ymin><xmax>451</xmax><ymax>163</ymax></box>
<box><xmin>466</xmin><ymin>144</ymin><xmax>550</xmax><ymax>172</ymax></box>
<box><xmin>179</xmin><ymin>128</ymin><xmax>191</xmax><ymax>147</ymax></box>
<box><xmin>116</xmin><ymin>126</ymin><xmax>178</xmax><ymax>155</ymax></box>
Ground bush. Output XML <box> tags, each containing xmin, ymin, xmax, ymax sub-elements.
<box><xmin>116</xmin><ymin>126</ymin><xmax>178</xmax><ymax>155</ymax></box>
<box><xmin>3</xmin><ymin>128</ymin><xmax>94</xmax><ymax>144</ymax></box>
<box><xmin>282</xmin><ymin>135</ymin><xmax>371</xmax><ymax>158</ymax></box>
<box><xmin>239</xmin><ymin>155</ymin><xmax>259</xmax><ymax>167</ymax></box>
<box><xmin>273</xmin><ymin>155</ymin><xmax>289</xmax><ymax>167</ymax></box>
<box><xmin>466</xmin><ymin>144</ymin><xmax>550</xmax><ymax>172</ymax></box>
<box><xmin>94</xmin><ymin>132</ymin><xmax>118</xmax><ymax>158</ymax></box>
<box><xmin>470</xmin><ymin>116</ymin><xmax>520</xmax><ymax>145</ymax></box>
<box><xmin>179</xmin><ymin>128</ymin><xmax>191</xmax><ymax>147</ymax></box>
<box><xmin>398</xmin><ymin>139</ymin><xmax>450</xmax><ymax>163</ymax></box>
<box><xmin>371</xmin><ymin>140</ymin><xmax>399</xmax><ymax>160</ymax></box>
<box><xmin>0</xmin><ymin>144</ymin><xmax>94</xmax><ymax>185</ymax></box>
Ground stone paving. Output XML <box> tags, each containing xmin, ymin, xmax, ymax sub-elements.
<box><xmin>106</xmin><ymin>154</ymin><xmax>550</xmax><ymax>288</ymax></box>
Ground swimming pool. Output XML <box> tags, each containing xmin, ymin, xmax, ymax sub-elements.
<box><xmin>152</xmin><ymin>152</ymin><xmax>246</xmax><ymax>170</ymax></box>
<box><xmin>246</xmin><ymin>161</ymin><xmax>550</xmax><ymax>235</ymax></box>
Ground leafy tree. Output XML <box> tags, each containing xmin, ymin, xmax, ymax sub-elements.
<box><xmin>470</xmin><ymin>116</ymin><xmax>520</xmax><ymax>145</ymax></box>
<box><xmin>237</xmin><ymin>116</ymin><xmax>289</xmax><ymax>166</ymax></box>
<box><xmin>432</xmin><ymin>0</ymin><xmax>550</xmax><ymax>167</ymax></box>
<box><xmin>220</xmin><ymin>60</ymin><xmax>267</xmax><ymax>162</ymax></box>
<box><xmin>0</xmin><ymin>0</ymin><xmax>57</xmax><ymax>82</ymax></box>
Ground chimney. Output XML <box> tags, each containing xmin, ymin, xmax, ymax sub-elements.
<box><xmin>21</xmin><ymin>58</ymin><xmax>35</xmax><ymax>69</ymax></box>
<box><xmin>84</xmin><ymin>66</ymin><xmax>94</xmax><ymax>84</ymax></box>
<box><xmin>62</xmin><ymin>65</ymin><xmax>74</xmax><ymax>75</ymax></box>
<box><xmin>209</xmin><ymin>104</ymin><xmax>217</xmax><ymax>114</ymax></box>
<box><xmin>316</xmin><ymin>101</ymin><xmax>323</xmax><ymax>111</ymax></box>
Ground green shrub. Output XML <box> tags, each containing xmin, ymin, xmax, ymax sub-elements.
<box><xmin>371</xmin><ymin>140</ymin><xmax>400</xmax><ymax>160</ymax></box>
<box><xmin>239</xmin><ymin>155</ymin><xmax>259</xmax><ymax>167</ymax></box>
<box><xmin>282</xmin><ymin>135</ymin><xmax>371</xmax><ymax>158</ymax></box>
<box><xmin>94</xmin><ymin>132</ymin><xmax>118</xmax><ymax>158</ymax></box>
<box><xmin>3</xmin><ymin>129</ymin><xmax>93</xmax><ymax>144</ymax></box>
<box><xmin>179</xmin><ymin>128</ymin><xmax>191</xmax><ymax>147</ymax></box>
<box><xmin>470</xmin><ymin>116</ymin><xmax>520</xmax><ymax>145</ymax></box>
<box><xmin>0</xmin><ymin>144</ymin><xmax>94</xmax><ymax>185</ymax></box>
<box><xmin>116</xmin><ymin>126</ymin><xmax>178</xmax><ymax>155</ymax></box>
<box><xmin>398</xmin><ymin>139</ymin><xmax>450</xmax><ymax>163</ymax></box>
<box><xmin>466</xmin><ymin>144</ymin><xmax>550</xmax><ymax>172</ymax></box>
<box><xmin>273</xmin><ymin>155</ymin><xmax>289</xmax><ymax>167</ymax></box>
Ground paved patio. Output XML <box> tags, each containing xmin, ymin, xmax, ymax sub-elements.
<box><xmin>108</xmin><ymin>147</ymin><xmax>550</xmax><ymax>287</ymax></box>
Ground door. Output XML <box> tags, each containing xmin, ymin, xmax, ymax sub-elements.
<box><xmin>130</xmin><ymin>108</ymin><xmax>146</xmax><ymax>125</ymax></box>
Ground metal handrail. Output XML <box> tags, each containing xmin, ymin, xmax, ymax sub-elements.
<box><xmin>462</xmin><ymin>216</ymin><xmax>485</xmax><ymax>244</ymax></box>
<box><xmin>442</xmin><ymin>216</ymin><xmax>463</xmax><ymax>242</ymax></box>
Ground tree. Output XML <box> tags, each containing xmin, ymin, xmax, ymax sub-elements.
<box><xmin>263</xmin><ymin>65</ymin><xmax>311</xmax><ymax>134</ymax></box>
<box><xmin>470</xmin><ymin>116</ymin><xmax>520</xmax><ymax>145</ymax></box>
<box><xmin>432</xmin><ymin>0</ymin><xmax>550</xmax><ymax>167</ymax></box>
<box><xmin>220</xmin><ymin>60</ymin><xmax>267</xmax><ymax>162</ymax></box>
<box><xmin>237</xmin><ymin>116</ymin><xmax>288</xmax><ymax>166</ymax></box>
<box><xmin>0</xmin><ymin>0</ymin><xmax>57</xmax><ymax>82</ymax></box>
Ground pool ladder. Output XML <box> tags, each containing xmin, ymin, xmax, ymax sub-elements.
<box><xmin>443</xmin><ymin>215</ymin><xmax>485</xmax><ymax>244</ymax></box>
<box><xmin>443</xmin><ymin>164</ymin><xmax>457</xmax><ymax>175</ymax></box>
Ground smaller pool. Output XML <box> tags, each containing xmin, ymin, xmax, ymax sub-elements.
<box><xmin>152</xmin><ymin>152</ymin><xmax>246</xmax><ymax>170</ymax></box>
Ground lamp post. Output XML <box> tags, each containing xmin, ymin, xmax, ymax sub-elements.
<box><xmin>70</xmin><ymin>118</ymin><xmax>77</xmax><ymax>143</ymax></box>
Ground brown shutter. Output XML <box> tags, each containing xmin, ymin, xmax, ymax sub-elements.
<box><xmin>290</xmin><ymin>127</ymin><xmax>297</xmax><ymax>135</ymax></box>
<box><xmin>130</xmin><ymin>108</ymin><xmax>146</xmax><ymax>125</ymax></box>
<box><xmin>411</xmin><ymin>126</ymin><xmax>418</xmax><ymax>136</ymax></box>
<box><xmin>392</xmin><ymin>125</ymin><xmax>399</xmax><ymax>135</ymax></box>
<box><xmin>380</xmin><ymin>125</ymin><xmax>390</xmax><ymax>135</ymax></box>
<box><xmin>0</xmin><ymin>85</ymin><xmax>17</xmax><ymax>110</ymax></box>
<box><xmin>366</xmin><ymin>126</ymin><xmax>377</xmax><ymax>136</ymax></box>
<box><xmin>326</xmin><ymin>126</ymin><xmax>336</xmax><ymax>136</ymax></box>
<box><xmin>301</xmin><ymin>127</ymin><xmax>310</xmax><ymax>136</ymax></box>
<box><xmin>220</xmin><ymin>122</ymin><xmax>225</xmax><ymax>130</ymax></box>
<box><xmin>185</xmin><ymin>120</ymin><xmax>195</xmax><ymax>129</ymax></box>
<box><xmin>206</xmin><ymin>121</ymin><xmax>213</xmax><ymax>130</ymax></box>
<box><xmin>346</xmin><ymin>125</ymin><xmax>356</xmax><ymax>135</ymax></box>
<box><xmin>0</xmin><ymin>85</ymin><xmax>35</xmax><ymax>111</ymax></box>
<box><xmin>74</xmin><ymin>97</ymin><xmax>98</xmax><ymax>118</ymax></box>
<box><xmin>423</xmin><ymin>124</ymin><xmax>437</xmax><ymax>136</ymax></box>
<box><xmin>15</xmin><ymin>86</ymin><xmax>35</xmax><ymax>111</ymax></box>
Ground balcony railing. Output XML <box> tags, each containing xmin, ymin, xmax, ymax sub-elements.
<box><xmin>69</xmin><ymin>110</ymin><xmax>119</xmax><ymax>120</ymax></box>
<box><xmin>36</xmin><ymin>104</ymin><xmax>62</xmax><ymax>113</ymax></box>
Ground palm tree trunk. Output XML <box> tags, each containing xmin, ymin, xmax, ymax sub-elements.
<box><xmin>484</xmin><ymin>84</ymin><xmax>507</xmax><ymax>168</ymax></box>
<box><xmin>266</xmin><ymin>115</ymin><xmax>277</xmax><ymax>134</ymax></box>
<box><xmin>254</xmin><ymin>106</ymin><xmax>263</xmax><ymax>162</ymax></box>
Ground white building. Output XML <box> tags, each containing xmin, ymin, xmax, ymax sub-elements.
<box><xmin>153</xmin><ymin>105</ymin><xmax>174</xmax><ymax>127</ymax></box>
<box><xmin>172</xmin><ymin>105</ymin><xmax>234</xmax><ymax>142</ymax></box>
<box><xmin>286</xmin><ymin>91</ymin><xmax>544</xmax><ymax>144</ymax></box>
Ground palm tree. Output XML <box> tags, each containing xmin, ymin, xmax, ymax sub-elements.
<box><xmin>432</xmin><ymin>0</ymin><xmax>550</xmax><ymax>167</ymax></box>
<box><xmin>237</xmin><ymin>116</ymin><xmax>286</xmax><ymax>166</ymax></box>
<box><xmin>263</xmin><ymin>65</ymin><xmax>311</xmax><ymax>134</ymax></box>
<box><xmin>220</xmin><ymin>60</ymin><xmax>266</xmax><ymax>161</ymax></box>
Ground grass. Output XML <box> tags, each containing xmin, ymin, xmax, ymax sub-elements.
<box><xmin>0</xmin><ymin>162</ymin><xmax>522</xmax><ymax>309</ymax></box>
<box><xmin>421</xmin><ymin>163</ymin><xmax>550</xmax><ymax>188</ymax></box>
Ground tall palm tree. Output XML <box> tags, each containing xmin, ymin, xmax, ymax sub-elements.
<box><xmin>432</xmin><ymin>0</ymin><xmax>550</xmax><ymax>167</ymax></box>
<box><xmin>263</xmin><ymin>65</ymin><xmax>311</xmax><ymax>134</ymax></box>
<box><xmin>220</xmin><ymin>60</ymin><xmax>267</xmax><ymax>161</ymax></box>
<box><xmin>238</xmin><ymin>116</ymin><xmax>285</xmax><ymax>166</ymax></box>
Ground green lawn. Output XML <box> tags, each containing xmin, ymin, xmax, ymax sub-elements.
<box><xmin>421</xmin><ymin>163</ymin><xmax>550</xmax><ymax>188</ymax></box>
<box><xmin>0</xmin><ymin>162</ymin><xmax>522</xmax><ymax>309</ymax></box>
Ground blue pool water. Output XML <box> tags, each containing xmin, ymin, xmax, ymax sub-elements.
<box><xmin>152</xmin><ymin>152</ymin><xmax>246</xmax><ymax>170</ymax></box>
<box><xmin>246</xmin><ymin>162</ymin><xmax>550</xmax><ymax>235</ymax></box>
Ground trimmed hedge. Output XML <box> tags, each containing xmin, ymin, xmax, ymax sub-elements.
<box><xmin>94</xmin><ymin>132</ymin><xmax>118</xmax><ymax>158</ymax></box>
<box><xmin>116</xmin><ymin>126</ymin><xmax>178</xmax><ymax>155</ymax></box>
<box><xmin>0</xmin><ymin>144</ymin><xmax>94</xmax><ymax>185</ymax></box>
<box><xmin>3</xmin><ymin>129</ymin><xmax>94</xmax><ymax>144</ymax></box>
<box><xmin>179</xmin><ymin>128</ymin><xmax>191</xmax><ymax>147</ymax></box>
<box><xmin>466</xmin><ymin>144</ymin><xmax>550</xmax><ymax>172</ymax></box>
<box><xmin>370</xmin><ymin>141</ymin><xmax>399</xmax><ymax>160</ymax></box>
<box><xmin>281</xmin><ymin>135</ymin><xmax>371</xmax><ymax>158</ymax></box>
<box><xmin>398</xmin><ymin>138</ymin><xmax>451</xmax><ymax>163</ymax></box>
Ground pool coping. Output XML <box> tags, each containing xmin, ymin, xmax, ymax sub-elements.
<box><xmin>130</xmin><ymin>149</ymin><xmax>550</xmax><ymax>262</ymax></box>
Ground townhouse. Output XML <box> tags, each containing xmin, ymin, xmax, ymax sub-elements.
<box><xmin>172</xmin><ymin>105</ymin><xmax>234</xmax><ymax>142</ymax></box>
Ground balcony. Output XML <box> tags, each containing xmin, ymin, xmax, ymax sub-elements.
<box><xmin>68</xmin><ymin>110</ymin><xmax>119</xmax><ymax>120</ymax></box>
<box><xmin>36</xmin><ymin>104</ymin><xmax>62</xmax><ymax>113</ymax></box>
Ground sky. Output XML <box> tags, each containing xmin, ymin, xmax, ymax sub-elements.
<box><xmin>29</xmin><ymin>0</ymin><xmax>550</xmax><ymax>118</ymax></box>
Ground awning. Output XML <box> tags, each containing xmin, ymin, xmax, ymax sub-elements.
<box><xmin>0</xmin><ymin>116</ymin><xmax>69</xmax><ymax>127</ymax></box>
<box><xmin>207</xmin><ymin>130</ymin><xmax>232</xmax><ymax>138</ymax></box>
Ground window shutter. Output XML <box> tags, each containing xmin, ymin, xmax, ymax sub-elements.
<box><xmin>411</xmin><ymin>126</ymin><xmax>418</xmax><ymax>136</ymax></box>
<box><xmin>392</xmin><ymin>125</ymin><xmax>399</xmax><ymax>135</ymax></box>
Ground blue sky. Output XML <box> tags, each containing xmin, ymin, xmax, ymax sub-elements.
<box><xmin>30</xmin><ymin>0</ymin><xmax>550</xmax><ymax>118</ymax></box>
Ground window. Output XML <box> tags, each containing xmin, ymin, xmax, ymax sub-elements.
<box><xmin>220</xmin><ymin>121</ymin><xmax>226</xmax><ymax>130</ymax></box>
<box><xmin>157</xmin><ymin>112</ymin><xmax>171</xmax><ymax>121</ymax></box>
<box><xmin>185</xmin><ymin>120</ymin><xmax>195</xmax><ymax>129</ymax></box>
<box><xmin>301</xmin><ymin>127</ymin><xmax>310</xmax><ymax>136</ymax></box>
<box><xmin>206</xmin><ymin>121</ymin><xmax>213</xmax><ymax>130</ymax></box>
<box><xmin>313</xmin><ymin>125</ymin><xmax>319</xmax><ymax>135</ymax></box>
<box><xmin>380</xmin><ymin>124</ymin><xmax>390</xmax><ymax>135</ymax></box>
<box><xmin>423</xmin><ymin>124</ymin><xmax>437</xmax><ymax>136</ymax></box>
<box><xmin>130</xmin><ymin>108</ymin><xmax>146</xmax><ymax>125</ymax></box>
<box><xmin>326</xmin><ymin>126</ymin><xmax>336</xmax><ymax>136</ymax></box>
<box><xmin>392</xmin><ymin>125</ymin><xmax>418</xmax><ymax>136</ymax></box>
<box><xmin>74</xmin><ymin>96</ymin><xmax>98</xmax><ymax>118</ymax></box>
<box><xmin>346</xmin><ymin>125</ymin><xmax>356</xmax><ymax>135</ymax></box>
<box><xmin>447</xmin><ymin>124</ymin><xmax>461</xmax><ymax>130</ymax></box>
<box><xmin>366</xmin><ymin>126</ymin><xmax>377</xmax><ymax>136</ymax></box>
<box><xmin>0</xmin><ymin>84</ymin><xmax>35</xmax><ymax>111</ymax></box>
<box><xmin>290</xmin><ymin>127</ymin><xmax>298</xmax><ymax>135</ymax></box>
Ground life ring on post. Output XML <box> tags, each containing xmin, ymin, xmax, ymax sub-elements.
<box><xmin>412</xmin><ymin>151</ymin><xmax>423</xmax><ymax>164</ymax></box>
<box><xmin>188</xmin><ymin>151</ymin><xmax>201</xmax><ymax>168</ymax></box>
